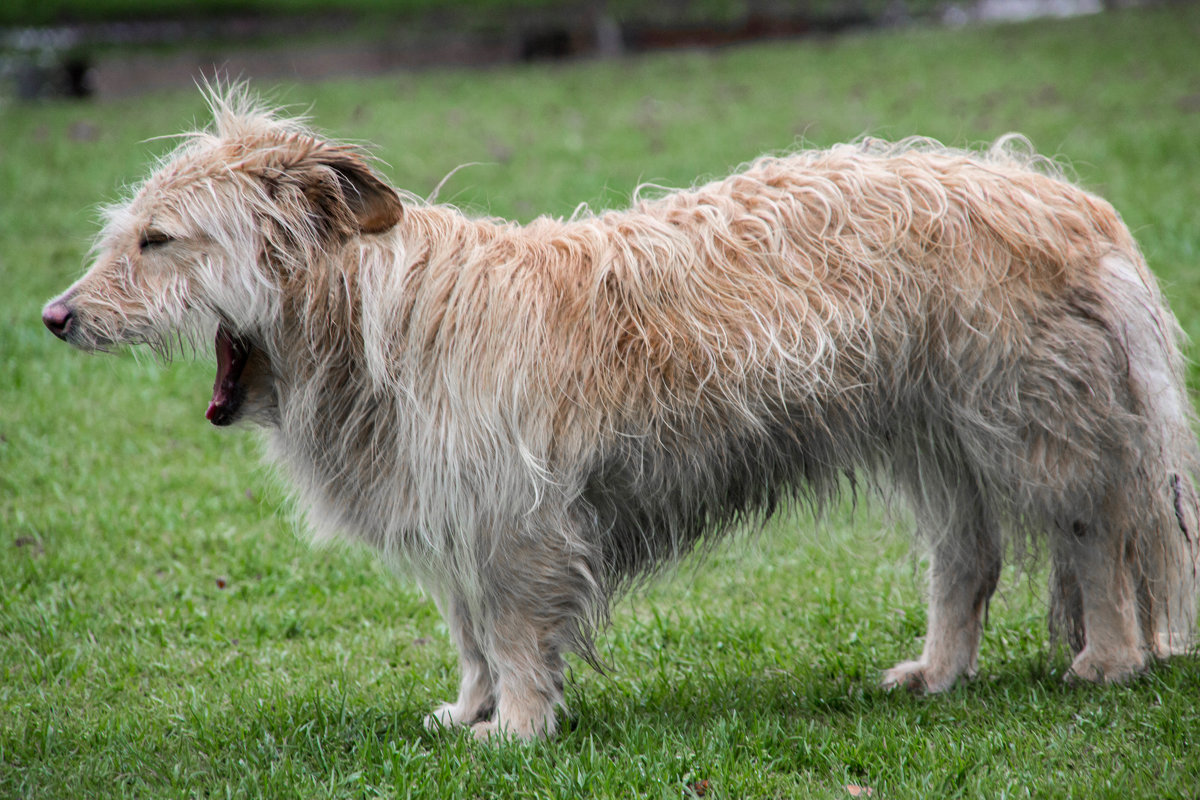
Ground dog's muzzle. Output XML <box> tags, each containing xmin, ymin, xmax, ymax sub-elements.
<box><xmin>42</xmin><ymin>300</ymin><xmax>75</xmax><ymax>341</ymax></box>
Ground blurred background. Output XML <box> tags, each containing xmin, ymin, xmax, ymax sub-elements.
<box><xmin>1</xmin><ymin>0</ymin><xmax>1141</xmax><ymax>100</ymax></box>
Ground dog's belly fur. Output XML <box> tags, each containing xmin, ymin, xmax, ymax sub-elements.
<box><xmin>580</xmin><ymin>398</ymin><xmax>883</xmax><ymax>583</ymax></box>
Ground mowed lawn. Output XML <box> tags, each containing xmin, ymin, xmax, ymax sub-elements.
<box><xmin>3</xmin><ymin>8</ymin><xmax>1200</xmax><ymax>798</ymax></box>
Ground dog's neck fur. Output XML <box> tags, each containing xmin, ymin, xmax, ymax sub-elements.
<box><xmin>261</xmin><ymin>206</ymin><xmax>540</xmax><ymax>562</ymax></box>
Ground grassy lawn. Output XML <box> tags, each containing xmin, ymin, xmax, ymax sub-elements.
<box><xmin>3</xmin><ymin>7</ymin><xmax>1200</xmax><ymax>797</ymax></box>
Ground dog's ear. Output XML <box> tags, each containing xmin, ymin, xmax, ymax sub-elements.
<box><xmin>302</xmin><ymin>149</ymin><xmax>404</xmax><ymax>235</ymax></box>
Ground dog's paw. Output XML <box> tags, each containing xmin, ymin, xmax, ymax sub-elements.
<box><xmin>424</xmin><ymin>702</ymin><xmax>471</xmax><ymax>732</ymax></box>
<box><xmin>468</xmin><ymin>714</ymin><xmax>556</xmax><ymax>742</ymax></box>
<box><xmin>469</xmin><ymin>719</ymin><xmax>505</xmax><ymax>741</ymax></box>
<box><xmin>881</xmin><ymin>659</ymin><xmax>963</xmax><ymax>693</ymax></box>
<box><xmin>1150</xmin><ymin>630</ymin><xmax>1194</xmax><ymax>660</ymax></box>
<box><xmin>1065</xmin><ymin>648</ymin><xmax>1146</xmax><ymax>685</ymax></box>
<box><xmin>470</xmin><ymin>719</ymin><xmax>533</xmax><ymax>743</ymax></box>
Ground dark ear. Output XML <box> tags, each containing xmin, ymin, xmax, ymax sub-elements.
<box><xmin>304</xmin><ymin>149</ymin><xmax>404</xmax><ymax>235</ymax></box>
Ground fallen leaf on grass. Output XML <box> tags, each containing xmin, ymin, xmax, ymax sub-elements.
<box><xmin>688</xmin><ymin>778</ymin><xmax>710</xmax><ymax>797</ymax></box>
<box><xmin>846</xmin><ymin>785</ymin><xmax>874</xmax><ymax>797</ymax></box>
<box><xmin>13</xmin><ymin>537</ymin><xmax>44</xmax><ymax>556</ymax></box>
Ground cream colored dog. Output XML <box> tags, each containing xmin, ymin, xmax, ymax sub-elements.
<box><xmin>43</xmin><ymin>85</ymin><xmax>1199</xmax><ymax>740</ymax></box>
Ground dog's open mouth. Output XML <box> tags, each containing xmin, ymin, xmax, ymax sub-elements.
<box><xmin>206</xmin><ymin>325</ymin><xmax>251</xmax><ymax>426</ymax></box>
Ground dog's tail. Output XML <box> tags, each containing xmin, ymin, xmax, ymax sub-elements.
<box><xmin>1121</xmin><ymin>247</ymin><xmax>1200</xmax><ymax>657</ymax></box>
<box><xmin>1051</xmin><ymin>250</ymin><xmax>1200</xmax><ymax>656</ymax></box>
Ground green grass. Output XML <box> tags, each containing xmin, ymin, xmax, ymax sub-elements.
<box><xmin>3</xmin><ymin>8</ymin><xmax>1200</xmax><ymax>798</ymax></box>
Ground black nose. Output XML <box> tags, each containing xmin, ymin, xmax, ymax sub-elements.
<box><xmin>42</xmin><ymin>302</ymin><xmax>74</xmax><ymax>340</ymax></box>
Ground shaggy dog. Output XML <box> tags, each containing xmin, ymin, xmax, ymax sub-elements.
<box><xmin>43</xmin><ymin>86</ymin><xmax>1199</xmax><ymax>740</ymax></box>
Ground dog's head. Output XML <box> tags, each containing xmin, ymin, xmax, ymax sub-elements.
<box><xmin>41</xmin><ymin>84</ymin><xmax>405</xmax><ymax>427</ymax></box>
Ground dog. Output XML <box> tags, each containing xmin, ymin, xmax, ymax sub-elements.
<box><xmin>43</xmin><ymin>84</ymin><xmax>1199</xmax><ymax>740</ymax></box>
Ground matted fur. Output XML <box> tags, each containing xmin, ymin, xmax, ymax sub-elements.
<box><xmin>43</xmin><ymin>84</ymin><xmax>1200</xmax><ymax>739</ymax></box>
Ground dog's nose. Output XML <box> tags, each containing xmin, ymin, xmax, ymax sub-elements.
<box><xmin>42</xmin><ymin>301</ymin><xmax>75</xmax><ymax>340</ymax></box>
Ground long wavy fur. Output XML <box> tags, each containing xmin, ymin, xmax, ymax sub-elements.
<box><xmin>45</xmin><ymin>84</ymin><xmax>1199</xmax><ymax>739</ymax></box>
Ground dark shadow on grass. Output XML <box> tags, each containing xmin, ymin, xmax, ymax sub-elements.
<box><xmin>559</xmin><ymin>646</ymin><xmax>1108</xmax><ymax>746</ymax></box>
<box><xmin>184</xmin><ymin>645</ymin><xmax>1199</xmax><ymax>761</ymax></box>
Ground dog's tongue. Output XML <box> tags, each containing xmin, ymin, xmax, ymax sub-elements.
<box><xmin>206</xmin><ymin>326</ymin><xmax>246</xmax><ymax>425</ymax></box>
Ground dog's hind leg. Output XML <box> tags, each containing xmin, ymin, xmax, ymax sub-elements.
<box><xmin>1055</xmin><ymin>514</ymin><xmax>1147</xmax><ymax>683</ymax></box>
<box><xmin>883</xmin><ymin>474</ymin><xmax>1001</xmax><ymax>693</ymax></box>
<box><xmin>425</xmin><ymin>595</ymin><xmax>496</xmax><ymax>731</ymax></box>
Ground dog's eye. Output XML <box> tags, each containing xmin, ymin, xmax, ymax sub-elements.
<box><xmin>139</xmin><ymin>231</ymin><xmax>173</xmax><ymax>251</ymax></box>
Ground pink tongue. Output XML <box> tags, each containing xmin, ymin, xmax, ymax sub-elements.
<box><xmin>206</xmin><ymin>329</ymin><xmax>236</xmax><ymax>422</ymax></box>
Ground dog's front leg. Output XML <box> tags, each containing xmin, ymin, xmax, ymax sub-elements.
<box><xmin>426</xmin><ymin>540</ymin><xmax>583</xmax><ymax>741</ymax></box>
<box><xmin>466</xmin><ymin>541</ymin><xmax>583</xmax><ymax>741</ymax></box>
<box><xmin>425</xmin><ymin>594</ymin><xmax>496</xmax><ymax>730</ymax></box>
<box><xmin>470</xmin><ymin>627</ymin><xmax>565</xmax><ymax>742</ymax></box>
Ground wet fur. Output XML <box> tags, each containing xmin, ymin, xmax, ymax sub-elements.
<box><xmin>45</xmin><ymin>86</ymin><xmax>1199</xmax><ymax>739</ymax></box>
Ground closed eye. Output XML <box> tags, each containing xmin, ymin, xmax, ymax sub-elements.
<box><xmin>139</xmin><ymin>230</ymin><xmax>173</xmax><ymax>250</ymax></box>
